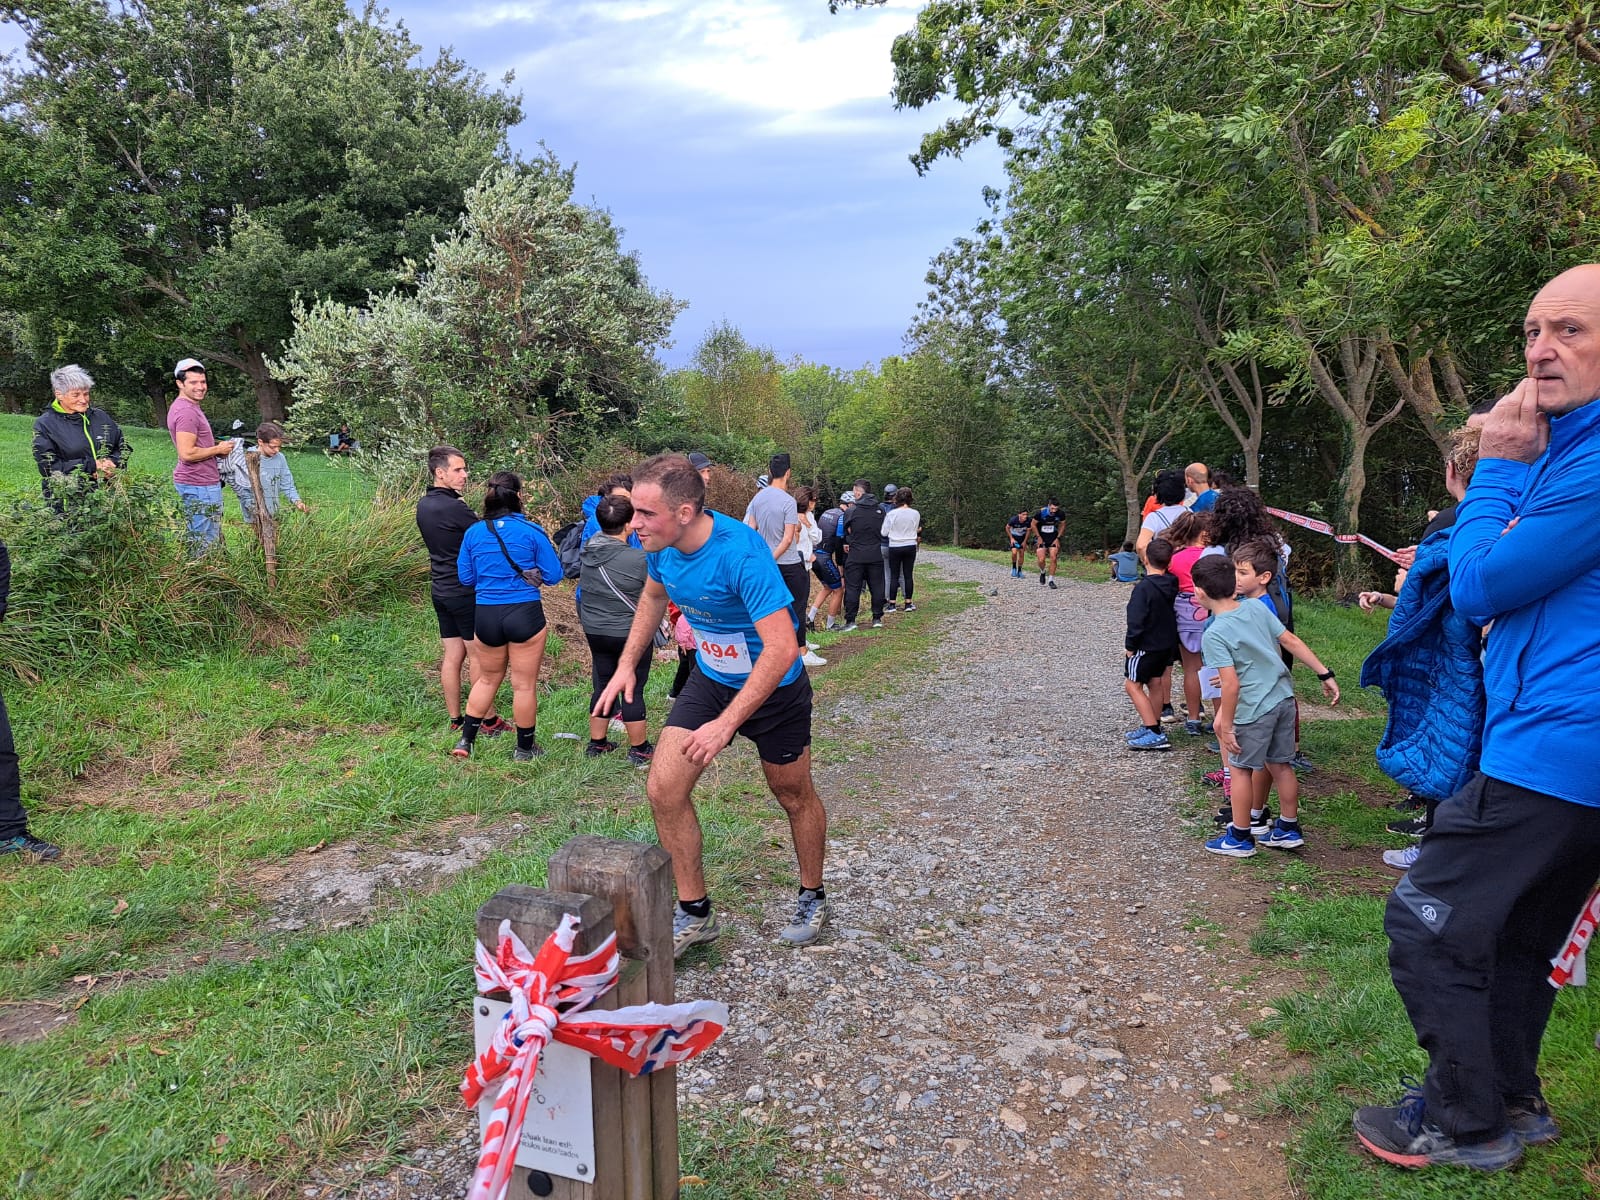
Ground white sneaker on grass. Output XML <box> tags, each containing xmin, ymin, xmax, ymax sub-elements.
<box><xmin>801</xmin><ymin>651</ymin><xmax>827</xmax><ymax>667</ymax></box>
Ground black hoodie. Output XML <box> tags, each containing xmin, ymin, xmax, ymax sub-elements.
<box><xmin>1125</xmin><ymin>571</ymin><xmax>1180</xmax><ymax>653</ymax></box>
<box><xmin>32</xmin><ymin>404</ymin><xmax>129</xmax><ymax>498</ymax></box>
<box><xmin>842</xmin><ymin>493</ymin><xmax>885</xmax><ymax>563</ymax></box>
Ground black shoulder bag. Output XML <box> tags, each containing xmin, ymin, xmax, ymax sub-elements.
<box><xmin>486</xmin><ymin>519</ymin><xmax>543</xmax><ymax>588</ymax></box>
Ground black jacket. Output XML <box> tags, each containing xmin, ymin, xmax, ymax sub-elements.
<box><xmin>32</xmin><ymin>405</ymin><xmax>129</xmax><ymax>497</ymax></box>
<box><xmin>416</xmin><ymin>487</ymin><xmax>479</xmax><ymax>600</ymax></box>
<box><xmin>842</xmin><ymin>494</ymin><xmax>886</xmax><ymax>563</ymax></box>
<box><xmin>1125</xmin><ymin>572</ymin><xmax>1179</xmax><ymax>653</ymax></box>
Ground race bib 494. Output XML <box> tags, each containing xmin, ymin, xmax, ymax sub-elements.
<box><xmin>694</xmin><ymin>628</ymin><xmax>753</xmax><ymax>676</ymax></box>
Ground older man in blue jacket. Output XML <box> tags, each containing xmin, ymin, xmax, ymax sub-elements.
<box><xmin>1355</xmin><ymin>265</ymin><xmax>1600</xmax><ymax>1172</ymax></box>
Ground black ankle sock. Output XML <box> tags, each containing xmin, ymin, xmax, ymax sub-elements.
<box><xmin>516</xmin><ymin>725</ymin><xmax>536</xmax><ymax>751</ymax></box>
<box><xmin>679</xmin><ymin>896</ymin><xmax>711</xmax><ymax>918</ymax></box>
<box><xmin>630</xmin><ymin>739</ymin><xmax>652</xmax><ymax>751</ymax></box>
<box><xmin>1145</xmin><ymin>724</ymin><xmax>1160</xmax><ymax>734</ymax></box>
<box><xmin>589</xmin><ymin>736</ymin><xmax>611</xmax><ymax>748</ymax></box>
<box><xmin>450</xmin><ymin>715</ymin><xmax>464</xmax><ymax>729</ymax></box>
<box><xmin>460</xmin><ymin>714</ymin><xmax>482</xmax><ymax>744</ymax></box>
<box><xmin>801</xmin><ymin>885</ymin><xmax>825</xmax><ymax>899</ymax></box>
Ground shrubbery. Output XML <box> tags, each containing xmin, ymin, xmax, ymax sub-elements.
<box><xmin>0</xmin><ymin>473</ymin><xmax>424</xmax><ymax>680</ymax></box>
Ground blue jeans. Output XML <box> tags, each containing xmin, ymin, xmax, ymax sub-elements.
<box><xmin>175</xmin><ymin>483</ymin><xmax>223</xmax><ymax>553</ymax></box>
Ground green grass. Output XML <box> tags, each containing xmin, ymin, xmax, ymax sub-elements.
<box><xmin>1217</xmin><ymin>594</ymin><xmax>1600</xmax><ymax>1198</ymax></box>
<box><xmin>0</xmin><ymin>523</ymin><xmax>979</xmax><ymax>1196</ymax></box>
<box><xmin>0</xmin><ymin>412</ymin><xmax>369</xmax><ymax>513</ymax></box>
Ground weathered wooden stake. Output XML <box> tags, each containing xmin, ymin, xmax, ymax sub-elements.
<box><xmin>475</xmin><ymin>836</ymin><xmax>680</xmax><ymax>1200</ymax></box>
<box><xmin>243</xmin><ymin>449</ymin><xmax>277</xmax><ymax>586</ymax></box>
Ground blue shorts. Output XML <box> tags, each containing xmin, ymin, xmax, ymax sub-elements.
<box><xmin>810</xmin><ymin>556</ymin><xmax>841</xmax><ymax>590</ymax></box>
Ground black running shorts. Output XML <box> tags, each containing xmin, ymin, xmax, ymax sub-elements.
<box><xmin>665</xmin><ymin>666</ymin><xmax>813</xmax><ymax>765</ymax></box>
<box><xmin>474</xmin><ymin>601</ymin><xmax>547</xmax><ymax>648</ymax></box>
<box><xmin>1124</xmin><ymin>647</ymin><xmax>1175</xmax><ymax>685</ymax></box>
<box><xmin>433</xmin><ymin>592</ymin><xmax>476</xmax><ymax>641</ymax></box>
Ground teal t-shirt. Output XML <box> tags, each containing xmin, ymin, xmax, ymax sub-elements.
<box><xmin>1201</xmin><ymin>600</ymin><xmax>1293</xmax><ymax>726</ymax></box>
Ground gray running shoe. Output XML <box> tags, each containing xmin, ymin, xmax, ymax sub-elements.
<box><xmin>672</xmin><ymin>906</ymin><xmax>721</xmax><ymax>958</ymax></box>
<box><xmin>512</xmin><ymin>743</ymin><xmax>544</xmax><ymax>762</ymax></box>
<box><xmin>779</xmin><ymin>889</ymin><xmax>830</xmax><ymax>946</ymax></box>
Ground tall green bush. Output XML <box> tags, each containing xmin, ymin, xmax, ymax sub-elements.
<box><xmin>0</xmin><ymin>474</ymin><xmax>423</xmax><ymax>679</ymax></box>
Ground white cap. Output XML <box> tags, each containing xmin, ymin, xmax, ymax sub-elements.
<box><xmin>173</xmin><ymin>357</ymin><xmax>205</xmax><ymax>378</ymax></box>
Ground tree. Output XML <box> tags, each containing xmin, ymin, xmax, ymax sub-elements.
<box><xmin>273</xmin><ymin>160</ymin><xmax>682</xmax><ymax>467</ymax></box>
<box><xmin>0</xmin><ymin>0</ymin><xmax>520</xmax><ymax>420</ymax></box>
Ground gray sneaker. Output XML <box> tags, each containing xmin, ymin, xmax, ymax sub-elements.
<box><xmin>779</xmin><ymin>888</ymin><xmax>830</xmax><ymax>946</ymax></box>
<box><xmin>672</xmin><ymin>906</ymin><xmax>721</xmax><ymax>958</ymax></box>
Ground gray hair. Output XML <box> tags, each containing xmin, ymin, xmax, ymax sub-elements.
<box><xmin>50</xmin><ymin>364</ymin><xmax>94</xmax><ymax>393</ymax></box>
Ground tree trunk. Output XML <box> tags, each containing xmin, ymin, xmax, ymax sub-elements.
<box><xmin>144</xmin><ymin>373</ymin><xmax>169</xmax><ymax>428</ymax></box>
<box><xmin>1121</xmin><ymin>462</ymin><xmax>1142</xmax><ymax>545</ymax></box>
<box><xmin>236</xmin><ymin>334</ymin><xmax>286</xmax><ymax>422</ymax></box>
<box><xmin>1331</xmin><ymin>426</ymin><xmax>1372</xmax><ymax>593</ymax></box>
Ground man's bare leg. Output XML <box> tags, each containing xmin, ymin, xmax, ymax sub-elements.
<box><xmin>646</xmin><ymin>726</ymin><xmax>710</xmax><ymax>900</ymax></box>
<box><xmin>761</xmin><ymin>749</ymin><xmax>827</xmax><ymax>890</ymax></box>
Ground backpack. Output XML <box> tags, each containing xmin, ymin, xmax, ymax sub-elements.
<box><xmin>554</xmin><ymin>520</ymin><xmax>585</xmax><ymax>580</ymax></box>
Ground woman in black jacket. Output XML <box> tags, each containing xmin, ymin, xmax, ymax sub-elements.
<box><xmin>32</xmin><ymin>365</ymin><xmax>129</xmax><ymax>504</ymax></box>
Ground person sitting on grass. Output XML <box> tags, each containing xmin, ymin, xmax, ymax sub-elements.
<box><xmin>1122</xmin><ymin>537</ymin><xmax>1179</xmax><ymax>752</ymax></box>
<box><xmin>1109</xmin><ymin>541</ymin><xmax>1141</xmax><ymax>582</ymax></box>
<box><xmin>1195</xmin><ymin>555</ymin><xmax>1340</xmax><ymax>858</ymax></box>
<box><xmin>577</xmin><ymin>493</ymin><xmax>655</xmax><ymax>766</ymax></box>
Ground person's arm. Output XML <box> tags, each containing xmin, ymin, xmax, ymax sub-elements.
<box><xmin>456</xmin><ymin>532</ymin><xmax>478</xmax><ymax>588</ymax></box>
<box><xmin>532</xmin><ymin>525</ymin><xmax>565</xmax><ymax>583</ymax></box>
<box><xmin>592</xmin><ymin>577</ymin><xmax>670</xmax><ymax>715</ymax></box>
<box><xmin>1278</xmin><ymin>631</ymin><xmax>1340</xmax><ymax>705</ymax></box>
<box><xmin>1125</xmin><ymin>585</ymin><xmax>1149</xmax><ymax>650</ymax></box>
<box><xmin>31</xmin><ymin>425</ymin><xmax>57</xmax><ymax>479</ymax></box>
<box><xmin>173</xmin><ymin>429</ymin><xmax>233</xmax><ymax>463</ymax></box>
<box><xmin>679</xmin><ymin>606</ymin><xmax>800</xmax><ymax>766</ymax></box>
<box><xmin>277</xmin><ymin>458</ymin><xmax>306</xmax><ymax>509</ymax></box>
<box><xmin>1212</xmin><ymin>666</ymin><xmax>1241</xmax><ymax>757</ymax></box>
<box><xmin>773</xmin><ymin>520</ymin><xmax>797</xmax><ymax>560</ymax></box>
<box><xmin>108</xmin><ymin>417</ymin><xmax>129</xmax><ymax>470</ymax></box>
<box><xmin>1357</xmin><ymin>591</ymin><xmax>1396</xmax><ymax>612</ymax></box>
<box><xmin>1448</xmin><ymin>380</ymin><xmax>1600</xmax><ymax>620</ymax></box>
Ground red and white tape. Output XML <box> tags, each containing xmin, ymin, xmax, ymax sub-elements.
<box><xmin>1264</xmin><ymin>507</ymin><xmax>1405</xmax><ymax>564</ymax></box>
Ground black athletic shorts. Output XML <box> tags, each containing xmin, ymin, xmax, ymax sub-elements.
<box><xmin>1124</xmin><ymin>647</ymin><xmax>1175</xmax><ymax>685</ymax></box>
<box><xmin>665</xmin><ymin>666</ymin><xmax>813</xmax><ymax>765</ymax></box>
<box><xmin>474</xmin><ymin>600</ymin><xmax>547</xmax><ymax>648</ymax></box>
<box><xmin>1038</xmin><ymin>534</ymin><xmax>1060</xmax><ymax>549</ymax></box>
<box><xmin>433</xmin><ymin>592</ymin><xmax>476</xmax><ymax>641</ymax></box>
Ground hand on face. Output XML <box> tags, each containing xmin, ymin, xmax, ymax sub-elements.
<box><xmin>1479</xmin><ymin>379</ymin><xmax>1550</xmax><ymax>464</ymax></box>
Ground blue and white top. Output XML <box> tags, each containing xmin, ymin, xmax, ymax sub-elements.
<box><xmin>646</xmin><ymin>511</ymin><xmax>801</xmax><ymax>688</ymax></box>
<box><xmin>457</xmin><ymin>514</ymin><xmax>565</xmax><ymax>605</ymax></box>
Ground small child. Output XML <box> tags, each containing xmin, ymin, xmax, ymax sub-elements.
<box><xmin>1231</xmin><ymin>540</ymin><xmax>1280</xmax><ymax>614</ymax></box>
<box><xmin>1109</xmin><ymin>540</ymin><xmax>1141</xmax><ymax>582</ymax></box>
<box><xmin>1123</xmin><ymin>537</ymin><xmax>1180</xmax><ymax>751</ymax></box>
<box><xmin>1192</xmin><ymin>556</ymin><xmax>1340</xmax><ymax>856</ymax></box>
<box><xmin>234</xmin><ymin>421</ymin><xmax>308</xmax><ymax>521</ymax></box>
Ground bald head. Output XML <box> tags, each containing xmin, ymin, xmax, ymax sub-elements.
<box><xmin>1525</xmin><ymin>264</ymin><xmax>1600</xmax><ymax>415</ymax></box>
<box><xmin>1185</xmin><ymin>462</ymin><xmax>1211</xmax><ymax>491</ymax></box>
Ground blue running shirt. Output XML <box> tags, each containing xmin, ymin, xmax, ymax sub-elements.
<box><xmin>647</xmin><ymin>511</ymin><xmax>802</xmax><ymax>688</ymax></box>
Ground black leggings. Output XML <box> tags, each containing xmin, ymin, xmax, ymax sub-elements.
<box><xmin>887</xmin><ymin>545</ymin><xmax>918</xmax><ymax>602</ymax></box>
<box><xmin>586</xmin><ymin>632</ymin><xmax>652</xmax><ymax>723</ymax></box>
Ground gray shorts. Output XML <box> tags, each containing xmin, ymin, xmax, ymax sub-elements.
<box><xmin>1228</xmin><ymin>695</ymin><xmax>1296</xmax><ymax>771</ymax></box>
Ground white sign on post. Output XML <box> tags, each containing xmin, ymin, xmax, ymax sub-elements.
<box><xmin>472</xmin><ymin>997</ymin><xmax>597</xmax><ymax>1182</ymax></box>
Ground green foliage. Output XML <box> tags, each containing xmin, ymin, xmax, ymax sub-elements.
<box><xmin>0</xmin><ymin>470</ymin><xmax>422</xmax><ymax>680</ymax></box>
<box><xmin>275</xmin><ymin>158</ymin><xmax>683</xmax><ymax>471</ymax></box>
<box><xmin>0</xmin><ymin>0</ymin><xmax>521</xmax><ymax>417</ymax></box>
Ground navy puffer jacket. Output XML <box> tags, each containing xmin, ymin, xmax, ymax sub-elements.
<box><xmin>1359</xmin><ymin>530</ymin><xmax>1483</xmax><ymax>801</ymax></box>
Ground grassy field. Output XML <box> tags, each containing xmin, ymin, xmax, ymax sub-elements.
<box><xmin>0</xmin><ymin>412</ymin><xmax>370</xmax><ymax>514</ymax></box>
<box><xmin>0</xmin><ymin>424</ymin><xmax>983</xmax><ymax>1200</ymax></box>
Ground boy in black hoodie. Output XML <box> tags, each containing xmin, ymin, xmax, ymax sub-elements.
<box><xmin>1124</xmin><ymin>537</ymin><xmax>1180</xmax><ymax>751</ymax></box>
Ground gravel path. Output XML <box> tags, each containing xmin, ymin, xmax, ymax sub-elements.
<box><xmin>309</xmin><ymin>552</ymin><xmax>1303</xmax><ymax>1199</ymax></box>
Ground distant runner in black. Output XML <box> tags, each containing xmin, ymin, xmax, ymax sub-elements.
<box><xmin>1005</xmin><ymin>507</ymin><xmax>1031</xmax><ymax>578</ymax></box>
<box><xmin>1031</xmin><ymin>499</ymin><xmax>1065</xmax><ymax>589</ymax></box>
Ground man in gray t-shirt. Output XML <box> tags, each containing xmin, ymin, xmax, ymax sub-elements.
<box><xmin>743</xmin><ymin>452</ymin><xmax>811</xmax><ymax>654</ymax></box>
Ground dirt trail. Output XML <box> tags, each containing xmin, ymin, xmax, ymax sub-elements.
<box><xmin>671</xmin><ymin>551</ymin><xmax>1305</xmax><ymax>1199</ymax></box>
<box><xmin>304</xmin><ymin>552</ymin><xmax>1312</xmax><ymax>1199</ymax></box>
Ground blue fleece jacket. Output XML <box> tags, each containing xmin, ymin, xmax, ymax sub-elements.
<box><xmin>1449</xmin><ymin>399</ymin><xmax>1600</xmax><ymax>806</ymax></box>
<box><xmin>457</xmin><ymin>515</ymin><xmax>565</xmax><ymax>605</ymax></box>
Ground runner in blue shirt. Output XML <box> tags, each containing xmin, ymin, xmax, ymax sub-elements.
<box><xmin>593</xmin><ymin>453</ymin><xmax>831</xmax><ymax>958</ymax></box>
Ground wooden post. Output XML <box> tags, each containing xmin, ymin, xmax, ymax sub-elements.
<box><xmin>243</xmin><ymin>449</ymin><xmax>277</xmax><ymax>586</ymax></box>
<box><xmin>548</xmin><ymin>837</ymin><xmax>678</xmax><ymax>1200</ymax></box>
<box><xmin>475</xmin><ymin>837</ymin><xmax>679</xmax><ymax>1200</ymax></box>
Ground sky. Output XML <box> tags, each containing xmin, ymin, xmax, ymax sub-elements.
<box><xmin>0</xmin><ymin>1</ymin><xmax>1000</xmax><ymax>370</ymax></box>
<box><xmin>386</xmin><ymin>0</ymin><xmax>1001</xmax><ymax>369</ymax></box>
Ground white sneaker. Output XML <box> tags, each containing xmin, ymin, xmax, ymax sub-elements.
<box><xmin>806</xmin><ymin>641</ymin><xmax>819</xmax><ymax>651</ymax></box>
<box><xmin>801</xmin><ymin>651</ymin><xmax>827</xmax><ymax>667</ymax></box>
